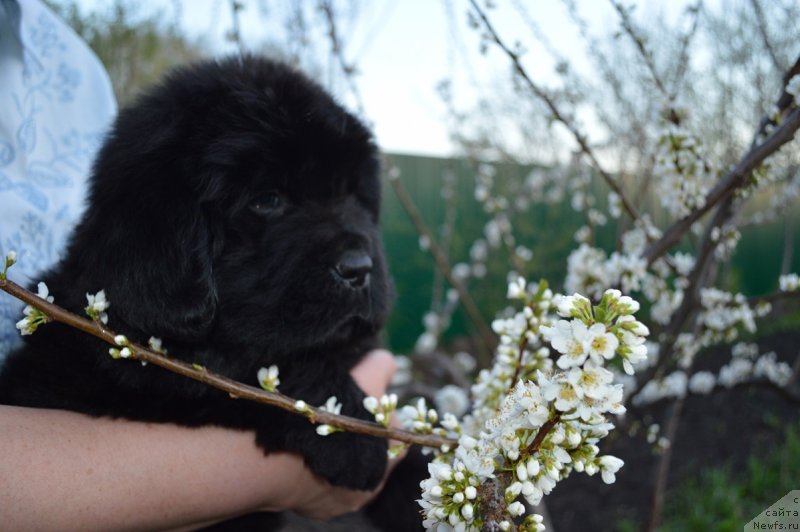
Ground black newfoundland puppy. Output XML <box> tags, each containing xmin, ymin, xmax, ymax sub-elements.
<box><xmin>0</xmin><ymin>55</ymin><xmax>422</xmax><ymax>530</ymax></box>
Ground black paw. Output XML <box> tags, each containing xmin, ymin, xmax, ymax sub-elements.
<box><xmin>295</xmin><ymin>427</ymin><xmax>388</xmax><ymax>490</ymax></box>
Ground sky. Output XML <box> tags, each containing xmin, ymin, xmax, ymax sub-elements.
<box><xmin>73</xmin><ymin>0</ymin><xmax>697</xmax><ymax>157</ymax></box>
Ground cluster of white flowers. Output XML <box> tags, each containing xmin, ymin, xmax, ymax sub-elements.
<box><xmin>564</xmin><ymin>244</ymin><xmax>611</xmax><ymax>299</ymax></box>
<box><xmin>414</xmin><ymin>288</ymin><xmax>460</xmax><ymax>355</ymax></box>
<box><xmin>654</xmin><ymin>122</ymin><xmax>716</xmax><ymax>219</ymax></box>
<box><xmin>467</xmin><ymin>278</ymin><xmax>554</xmax><ymax>435</ymax></box>
<box><xmin>15</xmin><ymin>282</ymin><xmax>54</xmax><ymax>335</ymax></box>
<box><xmin>363</xmin><ymin>393</ymin><xmax>398</xmax><ymax>427</ymax></box>
<box><xmin>108</xmin><ymin>334</ymin><xmax>133</xmax><ymax>359</ymax></box>
<box><xmin>398</xmin><ymin>397</ymin><xmax>440</xmax><ymax>437</ymax></box>
<box><xmin>718</xmin><ymin>342</ymin><xmax>792</xmax><ymax>388</ymax></box>
<box><xmin>415</xmin><ymin>282</ymin><xmax>648</xmax><ymax>531</ymax></box>
<box><xmin>709</xmin><ymin>224</ymin><xmax>742</xmax><ymax>261</ymax></box>
<box><xmin>566</xmin><ymin>221</ymin><xmax>678</xmax><ymax>312</ymax></box>
<box><xmin>633</xmin><ymin>340</ymin><xmax>793</xmax><ymax>407</ymax></box>
<box><xmin>523</xmin><ymin>167</ymin><xmax>565</xmax><ymax>205</ymax></box>
<box><xmin>634</xmin><ymin>371</ymin><xmax>688</xmax><ymax>405</ymax></box>
<box><xmin>697</xmin><ymin>288</ymin><xmax>766</xmax><ymax>345</ymax></box>
<box><xmin>315</xmin><ymin>396</ymin><xmax>344</xmax><ymax>436</ymax></box>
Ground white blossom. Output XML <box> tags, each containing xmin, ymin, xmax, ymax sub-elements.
<box><xmin>688</xmin><ymin>371</ymin><xmax>716</xmax><ymax>394</ymax></box>
<box><xmin>585</xmin><ymin>323</ymin><xmax>619</xmax><ymax>363</ymax></box>
<box><xmin>754</xmin><ymin>352</ymin><xmax>792</xmax><ymax>387</ymax></box>
<box><xmin>779</xmin><ymin>273</ymin><xmax>799</xmax><ymax>292</ymax></box>
<box><xmin>454</xmin><ymin>351</ymin><xmax>477</xmax><ymax>373</ymax></box>
<box><xmin>416</xmin><ymin>332</ymin><xmax>438</xmax><ymax>354</ymax></box>
<box><xmin>85</xmin><ymin>290</ymin><xmax>110</xmax><ymax>324</ymax></box>
<box><xmin>15</xmin><ymin>282</ymin><xmax>54</xmax><ymax>335</ymax></box>
<box><xmin>257</xmin><ymin>365</ymin><xmax>280</xmax><ymax>391</ymax></box>
<box><xmin>598</xmin><ymin>455</ymin><xmax>624</xmax><ymax>484</ymax></box>
<box><xmin>541</xmin><ymin>320</ymin><xmax>590</xmax><ymax>369</ymax></box>
<box><xmin>718</xmin><ymin>358</ymin><xmax>753</xmax><ymax>388</ymax></box>
<box><xmin>435</xmin><ymin>385</ymin><xmax>470</xmax><ymax>418</ymax></box>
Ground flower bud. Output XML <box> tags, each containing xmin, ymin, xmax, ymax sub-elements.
<box><xmin>516</xmin><ymin>462</ymin><xmax>528</xmax><ymax>481</ymax></box>
<box><xmin>316</xmin><ymin>424</ymin><xmax>337</xmax><ymax>436</ymax></box>
<box><xmin>507</xmin><ymin>501</ymin><xmax>525</xmax><ymax>516</ymax></box>
<box><xmin>526</xmin><ymin>458</ymin><xmax>540</xmax><ymax>477</ymax></box>
<box><xmin>363</xmin><ymin>396</ymin><xmax>379</xmax><ymax>413</ymax></box>
<box><xmin>506</xmin><ymin>482</ymin><xmax>522</xmax><ymax>497</ymax></box>
<box><xmin>461</xmin><ymin>503</ymin><xmax>474</xmax><ymax>520</ymax></box>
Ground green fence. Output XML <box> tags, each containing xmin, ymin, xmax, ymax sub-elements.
<box><xmin>380</xmin><ymin>152</ymin><xmax>800</xmax><ymax>353</ymax></box>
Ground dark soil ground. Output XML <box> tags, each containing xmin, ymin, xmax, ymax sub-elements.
<box><xmin>546</xmin><ymin>331</ymin><xmax>800</xmax><ymax>532</ymax></box>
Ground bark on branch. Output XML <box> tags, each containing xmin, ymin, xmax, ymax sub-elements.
<box><xmin>0</xmin><ymin>276</ymin><xmax>456</xmax><ymax>449</ymax></box>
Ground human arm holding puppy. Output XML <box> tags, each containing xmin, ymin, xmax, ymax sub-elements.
<box><xmin>0</xmin><ymin>349</ymin><xmax>404</xmax><ymax>530</ymax></box>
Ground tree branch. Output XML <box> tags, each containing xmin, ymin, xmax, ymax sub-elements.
<box><xmin>748</xmin><ymin>0</ymin><xmax>785</xmax><ymax>73</ymax></box>
<box><xmin>478</xmin><ymin>414</ymin><xmax>562</xmax><ymax>531</ymax></box>
<box><xmin>468</xmin><ymin>0</ymin><xmax>642</xmax><ymax>223</ymax></box>
<box><xmin>643</xmin><ymin>105</ymin><xmax>800</xmax><ymax>265</ymax></box>
<box><xmin>645</xmin><ymin>396</ymin><xmax>683</xmax><ymax>532</ymax></box>
<box><xmin>608</xmin><ymin>0</ymin><xmax>669</xmax><ymax>99</ymax></box>
<box><xmin>0</xmin><ymin>277</ymin><xmax>456</xmax><ymax>449</ymax></box>
<box><xmin>388</xmin><ymin>171</ymin><xmax>498</xmax><ymax>357</ymax></box>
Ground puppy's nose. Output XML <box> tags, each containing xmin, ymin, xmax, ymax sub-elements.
<box><xmin>333</xmin><ymin>250</ymin><xmax>373</xmax><ymax>289</ymax></box>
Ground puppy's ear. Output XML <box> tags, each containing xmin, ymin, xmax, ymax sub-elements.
<box><xmin>122</xmin><ymin>209</ymin><xmax>217</xmax><ymax>342</ymax></box>
<box><xmin>70</xmin><ymin>195</ymin><xmax>218</xmax><ymax>343</ymax></box>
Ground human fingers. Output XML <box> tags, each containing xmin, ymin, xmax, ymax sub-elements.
<box><xmin>350</xmin><ymin>348</ymin><xmax>397</xmax><ymax>397</ymax></box>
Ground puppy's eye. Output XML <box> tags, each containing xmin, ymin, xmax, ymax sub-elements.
<box><xmin>250</xmin><ymin>191</ymin><xmax>285</xmax><ymax>215</ymax></box>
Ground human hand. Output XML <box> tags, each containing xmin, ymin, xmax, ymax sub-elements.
<box><xmin>266</xmin><ymin>349</ymin><xmax>407</xmax><ymax>520</ymax></box>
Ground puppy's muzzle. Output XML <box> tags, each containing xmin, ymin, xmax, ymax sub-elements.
<box><xmin>332</xmin><ymin>250</ymin><xmax>372</xmax><ymax>290</ymax></box>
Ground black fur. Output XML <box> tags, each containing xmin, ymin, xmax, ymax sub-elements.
<box><xmin>0</xmin><ymin>56</ymin><xmax>417</xmax><ymax>528</ymax></box>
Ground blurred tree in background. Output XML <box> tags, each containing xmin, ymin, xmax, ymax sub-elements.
<box><xmin>44</xmin><ymin>0</ymin><xmax>203</xmax><ymax>104</ymax></box>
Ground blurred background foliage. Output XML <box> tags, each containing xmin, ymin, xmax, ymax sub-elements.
<box><xmin>382</xmin><ymin>154</ymin><xmax>800</xmax><ymax>352</ymax></box>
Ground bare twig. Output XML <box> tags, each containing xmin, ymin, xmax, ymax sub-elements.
<box><xmin>609</xmin><ymin>0</ymin><xmax>669</xmax><ymax>99</ymax></box>
<box><xmin>0</xmin><ymin>277</ymin><xmax>456</xmax><ymax>449</ymax></box>
<box><xmin>468</xmin><ymin>0</ymin><xmax>642</xmax><ymax>223</ymax></box>
<box><xmin>388</xmin><ymin>173</ymin><xmax>498</xmax><ymax>357</ymax></box>
<box><xmin>317</xmin><ymin>0</ymin><xmax>366</xmax><ymax>116</ymax></box>
<box><xmin>746</xmin><ymin>288</ymin><xmax>800</xmax><ymax>307</ymax></box>
<box><xmin>646</xmin><ymin>397</ymin><xmax>684</xmax><ymax>532</ymax></box>
<box><xmin>748</xmin><ymin>0</ymin><xmax>786</xmax><ymax>73</ymax></box>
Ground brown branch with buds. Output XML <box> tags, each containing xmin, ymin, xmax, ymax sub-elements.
<box><xmin>0</xmin><ymin>276</ymin><xmax>455</xmax><ymax>449</ymax></box>
<box><xmin>478</xmin><ymin>415</ymin><xmax>561</xmax><ymax>532</ymax></box>
<box><xmin>643</xmin><ymin>55</ymin><xmax>800</xmax><ymax>265</ymax></box>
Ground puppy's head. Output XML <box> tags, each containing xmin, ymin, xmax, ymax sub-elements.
<box><xmin>63</xmin><ymin>55</ymin><xmax>391</xmax><ymax>356</ymax></box>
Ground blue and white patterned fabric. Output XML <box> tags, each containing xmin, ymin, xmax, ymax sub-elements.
<box><xmin>0</xmin><ymin>0</ymin><xmax>116</xmax><ymax>359</ymax></box>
